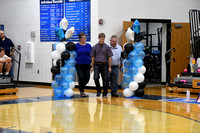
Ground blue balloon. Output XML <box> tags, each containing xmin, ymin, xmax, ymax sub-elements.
<box><xmin>65</xmin><ymin>59</ymin><xmax>76</xmax><ymax>67</ymax></box>
<box><xmin>130</xmin><ymin>67</ymin><xmax>138</xmax><ymax>75</ymax></box>
<box><xmin>55</xmin><ymin>26</ymin><xmax>65</xmax><ymax>41</ymax></box>
<box><xmin>69</xmin><ymin>51</ymin><xmax>77</xmax><ymax>59</ymax></box>
<box><xmin>54</xmin><ymin>74</ymin><xmax>63</xmax><ymax>82</ymax></box>
<box><xmin>134</xmin><ymin>59</ymin><xmax>143</xmax><ymax>68</ymax></box>
<box><xmin>60</xmin><ymin>66</ymin><xmax>69</xmax><ymax>75</ymax></box>
<box><xmin>134</xmin><ymin>42</ymin><xmax>144</xmax><ymax>52</ymax></box>
<box><xmin>123</xmin><ymin>74</ymin><xmax>133</xmax><ymax>83</ymax></box>
<box><xmin>121</xmin><ymin>67</ymin><xmax>129</xmax><ymax>74</ymax></box>
<box><xmin>51</xmin><ymin>81</ymin><xmax>60</xmax><ymax>89</ymax></box>
<box><xmin>137</xmin><ymin>51</ymin><xmax>145</xmax><ymax>59</ymax></box>
<box><xmin>121</xmin><ymin>81</ymin><xmax>129</xmax><ymax>89</ymax></box>
<box><xmin>53</xmin><ymin>88</ymin><xmax>64</xmax><ymax>98</ymax></box>
<box><xmin>133</xmin><ymin>19</ymin><xmax>140</xmax><ymax>34</ymax></box>
<box><xmin>53</xmin><ymin>42</ymin><xmax>58</xmax><ymax>50</ymax></box>
<box><xmin>124</xmin><ymin>59</ymin><xmax>132</xmax><ymax>67</ymax></box>
<box><xmin>68</xmin><ymin>67</ymin><xmax>76</xmax><ymax>75</ymax></box>
<box><xmin>64</xmin><ymin>74</ymin><xmax>75</xmax><ymax>82</ymax></box>
<box><xmin>62</xmin><ymin>82</ymin><xmax>69</xmax><ymax>90</ymax></box>
<box><xmin>128</xmin><ymin>50</ymin><xmax>137</xmax><ymax>60</ymax></box>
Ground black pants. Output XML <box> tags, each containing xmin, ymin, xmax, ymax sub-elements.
<box><xmin>93</xmin><ymin>64</ymin><xmax>109</xmax><ymax>95</ymax></box>
<box><xmin>75</xmin><ymin>64</ymin><xmax>91</xmax><ymax>93</ymax></box>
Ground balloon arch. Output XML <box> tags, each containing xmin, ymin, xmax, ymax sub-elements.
<box><xmin>121</xmin><ymin>20</ymin><xmax>146</xmax><ymax>97</ymax></box>
<box><xmin>50</xmin><ymin>17</ymin><xmax>76</xmax><ymax>98</ymax></box>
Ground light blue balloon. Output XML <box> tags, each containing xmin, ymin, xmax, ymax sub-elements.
<box><xmin>53</xmin><ymin>42</ymin><xmax>58</xmax><ymax>50</ymax></box>
<box><xmin>54</xmin><ymin>74</ymin><xmax>63</xmax><ymax>82</ymax></box>
<box><xmin>55</xmin><ymin>26</ymin><xmax>65</xmax><ymax>41</ymax></box>
<box><xmin>124</xmin><ymin>59</ymin><xmax>132</xmax><ymax>67</ymax></box>
<box><xmin>133</xmin><ymin>19</ymin><xmax>140</xmax><ymax>34</ymax></box>
<box><xmin>68</xmin><ymin>67</ymin><xmax>76</xmax><ymax>75</ymax></box>
<box><xmin>121</xmin><ymin>67</ymin><xmax>129</xmax><ymax>74</ymax></box>
<box><xmin>53</xmin><ymin>88</ymin><xmax>64</xmax><ymax>98</ymax></box>
<box><xmin>65</xmin><ymin>59</ymin><xmax>76</xmax><ymax>67</ymax></box>
<box><xmin>130</xmin><ymin>67</ymin><xmax>138</xmax><ymax>75</ymax></box>
<box><xmin>123</xmin><ymin>74</ymin><xmax>133</xmax><ymax>83</ymax></box>
<box><xmin>137</xmin><ymin>51</ymin><xmax>145</xmax><ymax>59</ymax></box>
<box><xmin>121</xmin><ymin>81</ymin><xmax>129</xmax><ymax>89</ymax></box>
<box><xmin>134</xmin><ymin>59</ymin><xmax>143</xmax><ymax>68</ymax></box>
<box><xmin>62</xmin><ymin>82</ymin><xmax>69</xmax><ymax>89</ymax></box>
<box><xmin>128</xmin><ymin>50</ymin><xmax>137</xmax><ymax>60</ymax></box>
<box><xmin>51</xmin><ymin>81</ymin><xmax>60</xmax><ymax>89</ymax></box>
<box><xmin>61</xmin><ymin>66</ymin><xmax>69</xmax><ymax>75</ymax></box>
<box><xmin>64</xmin><ymin>74</ymin><xmax>75</xmax><ymax>82</ymax></box>
<box><xmin>69</xmin><ymin>51</ymin><xmax>77</xmax><ymax>59</ymax></box>
<box><xmin>134</xmin><ymin>42</ymin><xmax>144</xmax><ymax>52</ymax></box>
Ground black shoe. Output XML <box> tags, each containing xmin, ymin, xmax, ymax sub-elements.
<box><xmin>80</xmin><ymin>92</ymin><xmax>88</xmax><ymax>97</ymax></box>
<box><xmin>111</xmin><ymin>92</ymin><xmax>119</xmax><ymax>97</ymax></box>
<box><xmin>96</xmin><ymin>92</ymin><xmax>101</xmax><ymax>97</ymax></box>
<box><xmin>0</xmin><ymin>74</ymin><xmax>3</xmax><ymax>79</ymax></box>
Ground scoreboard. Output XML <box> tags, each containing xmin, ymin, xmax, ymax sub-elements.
<box><xmin>40</xmin><ymin>0</ymin><xmax>90</xmax><ymax>42</ymax></box>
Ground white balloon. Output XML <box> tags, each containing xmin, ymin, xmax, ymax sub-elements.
<box><xmin>56</xmin><ymin>43</ymin><xmax>66</xmax><ymax>54</ymax></box>
<box><xmin>138</xmin><ymin>66</ymin><xmax>146</xmax><ymax>74</ymax></box>
<box><xmin>64</xmin><ymin>89</ymin><xmax>73</xmax><ymax>97</ymax></box>
<box><xmin>65</xmin><ymin>27</ymin><xmax>75</xmax><ymax>40</ymax></box>
<box><xmin>123</xmin><ymin>88</ymin><xmax>133</xmax><ymax>97</ymax></box>
<box><xmin>53</xmin><ymin>60</ymin><xmax>57</xmax><ymax>66</ymax></box>
<box><xmin>59</xmin><ymin>17</ymin><xmax>68</xmax><ymax>30</ymax></box>
<box><xmin>125</xmin><ymin>27</ymin><xmax>134</xmax><ymax>42</ymax></box>
<box><xmin>129</xmin><ymin>81</ymin><xmax>139</xmax><ymax>91</ymax></box>
<box><xmin>51</xmin><ymin>50</ymin><xmax>61</xmax><ymax>60</ymax></box>
<box><xmin>134</xmin><ymin>73</ymin><xmax>145</xmax><ymax>83</ymax></box>
<box><xmin>69</xmin><ymin>82</ymin><xmax>75</xmax><ymax>89</ymax></box>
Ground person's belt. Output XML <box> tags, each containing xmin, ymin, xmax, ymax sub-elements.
<box><xmin>94</xmin><ymin>61</ymin><xmax>108</xmax><ymax>64</ymax></box>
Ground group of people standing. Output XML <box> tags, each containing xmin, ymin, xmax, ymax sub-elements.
<box><xmin>0</xmin><ymin>30</ymin><xmax>122</xmax><ymax>98</ymax></box>
<box><xmin>75</xmin><ymin>33</ymin><xmax>122</xmax><ymax>97</ymax></box>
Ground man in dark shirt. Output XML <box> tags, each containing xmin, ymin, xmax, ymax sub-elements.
<box><xmin>90</xmin><ymin>33</ymin><xmax>113</xmax><ymax>97</ymax></box>
<box><xmin>0</xmin><ymin>30</ymin><xmax>15</xmax><ymax>77</ymax></box>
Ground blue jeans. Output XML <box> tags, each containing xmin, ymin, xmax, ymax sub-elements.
<box><xmin>108</xmin><ymin>66</ymin><xmax>119</xmax><ymax>93</ymax></box>
<box><xmin>93</xmin><ymin>64</ymin><xmax>108</xmax><ymax>94</ymax></box>
<box><xmin>75</xmin><ymin>64</ymin><xmax>91</xmax><ymax>93</ymax></box>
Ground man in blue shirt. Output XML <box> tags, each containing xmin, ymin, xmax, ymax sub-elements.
<box><xmin>108</xmin><ymin>35</ymin><xmax>122</xmax><ymax>97</ymax></box>
<box><xmin>0</xmin><ymin>30</ymin><xmax>15</xmax><ymax>77</ymax></box>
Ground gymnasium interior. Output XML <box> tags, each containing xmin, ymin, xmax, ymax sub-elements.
<box><xmin>0</xmin><ymin>0</ymin><xmax>200</xmax><ymax>132</ymax></box>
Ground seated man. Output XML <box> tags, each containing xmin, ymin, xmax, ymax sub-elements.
<box><xmin>0</xmin><ymin>47</ymin><xmax>12</xmax><ymax>77</ymax></box>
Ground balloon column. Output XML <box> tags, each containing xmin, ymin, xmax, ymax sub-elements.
<box><xmin>121</xmin><ymin>20</ymin><xmax>146</xmax><ymax>97</ymax></box>
<box><xmin>51</xmin><ymin>17</ymin><xmax>76</xmax><ymax>98</ymax></box>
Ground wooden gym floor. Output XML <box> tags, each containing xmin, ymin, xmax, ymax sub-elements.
<box><xmin>0</xmin><ymin>84</ymin><xmax>199</xmax><ymax>133</ymax></box>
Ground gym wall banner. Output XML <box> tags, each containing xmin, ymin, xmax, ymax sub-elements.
<box><xmin>40</xmin><ymin>0</ymin><xmax>91</xmax><ymax>42</ymax></box>
<box><xmin>0</xmin><ymin>25</ymin><xmax>4</xmax><ymax>31</ymax></box>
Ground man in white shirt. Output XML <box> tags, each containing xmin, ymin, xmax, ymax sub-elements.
<box><xmin>0</xmin><ymin>47</ymin><xmax>12</xmax><ymax>77</ymax></box>
<box><xmin>108</xmin><ymin>35</ymin><xmax>123</xmax><ymax>97</ymax></box>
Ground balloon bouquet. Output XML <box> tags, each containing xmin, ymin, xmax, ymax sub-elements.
<box><xmin>121</xmin><ymin>20</ymin><xmax>146</xmax><ymax>98</ymax></box>
<box><xmin>51</xmin><ymin>17</ymin><xmax>77</xmax><ymax>98</ymax></box>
